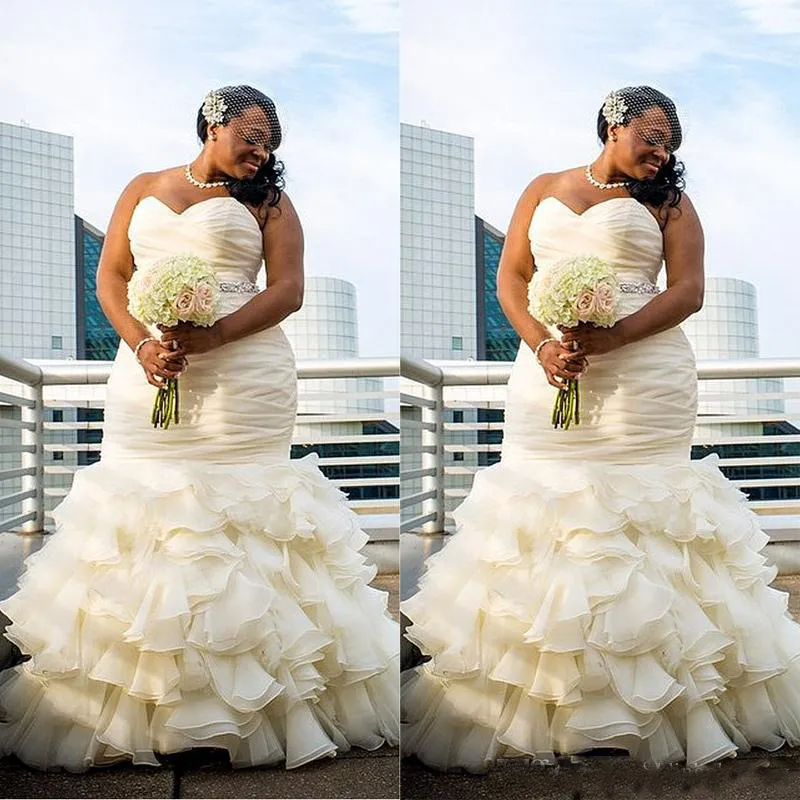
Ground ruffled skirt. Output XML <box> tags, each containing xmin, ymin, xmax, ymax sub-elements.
<box><xmin>0</xmin><ymin>455</ymin><xmax>399</xmax><ymax>771</ymax></box>
<box><xmin>402</xmin><ymin>456</ymin><xmax>800</xmax><ymax>771</ymax></box>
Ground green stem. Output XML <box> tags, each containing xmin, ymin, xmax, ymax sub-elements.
<box><xmin>564</xmin><ymin>380</ymin><xmax>573</xmax><ymax>429</ymax></box>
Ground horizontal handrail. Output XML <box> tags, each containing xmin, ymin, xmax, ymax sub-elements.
<box><xmin>400</xmin><ymin>357</ymin><xmax>800</xmax><ymax>387</ymax></box>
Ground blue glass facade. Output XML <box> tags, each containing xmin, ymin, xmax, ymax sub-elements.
<box><xmin>75</xmin><ymin>216</ymin><xmax>118</xmax><ymax>360</ymax></box>
<box><xmin>475</xmin><ymin>216</ymin><xmax>519</xmax><ymax>360</ymax></box>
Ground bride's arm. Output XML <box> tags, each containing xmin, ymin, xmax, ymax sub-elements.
<box><xmin>497</xmin><ymin>176</ymin><xmax>584</xmax><ymax>388</ymax></box>
<box><xmin>219</xmin><ymin>192</ymin><xmax>304</xmax><ymax>344</ymax></box>
<box><xmin>163</xmin><ymin>192</ymin><xmax>304</xmax><ymax>355</ymax></box>
<box><xmin>96</xmin><ymin>175</ymin><xmax>184</xmax><ymax>387</ymax></box>
<box><xmin>561</xmin><ymin>194</ymin><xmax>705</xmax><ymax>355</ymax></box>
<box><xmin>96</xmin><ymin>175</ymin><xmax>156</xmax><ymax>350</ymax></box>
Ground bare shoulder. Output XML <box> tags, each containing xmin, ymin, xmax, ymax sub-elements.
<box><xmin>116</xmin><ymin>170</ymin><xmax>165</xmax><ymax>204</ymax></box>
<box><xmin>263</xmin><ymin>190</ymin><xmax>300</xmax><ymax>225</ymax></box>
<box><xmin>513</xmin><ymin>171</ymin><xmax>562</xmax><ymax>216</ymax></box>
<box><xmin>662</xmin><ymin>191</ymin><xmax>702</xmax><ymax>232</ymax></box>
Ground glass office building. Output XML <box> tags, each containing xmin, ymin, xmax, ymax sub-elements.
<box><xmin>75</xmin><ymin>215</ymin><xmax>117</xmax><ymax>360</ymax></box>
<box><xmin>475</xmin><ymin>215</ymin><xmax>517</xmax><ymax>361</ymax></box>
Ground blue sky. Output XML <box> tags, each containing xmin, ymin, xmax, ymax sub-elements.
<box><xmin>0</xmin><ymin>0</ymin><xmax>399</xmax><ymax>356</ymax></box>
<box><xmin>401</xmin><ymin>0</ymin><xmax>800</xmax><ymax>360</ymax></box>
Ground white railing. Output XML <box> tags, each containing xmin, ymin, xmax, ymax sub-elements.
<box><xmin>0</xmin><ymin>352</ymin><xmax>399</xmax><ymax>536</ymax></box>
<box><xmin>400</xmin><ymin>357</ymin><xmax>800</xmax><ymax>535</ymax></box>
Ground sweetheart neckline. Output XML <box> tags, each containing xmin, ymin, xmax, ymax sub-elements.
<box><xmin>537</xmin><ymin>196</ymin><xmax>663</xmax><ymax>236</ymax></box>
<box><xmin>134</xmin><ymin>195</ymin><xmax>262</xmax><ymax>236</ymax></box>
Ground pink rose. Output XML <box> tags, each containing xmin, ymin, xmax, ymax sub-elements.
<box><xmin>573</xmin><ymin>290</ymin><xmax>596</xmax><ymax>320</ymax></box>
<box><xmin>193</xmin><ymin>283</ymin><xmax>215</xmax><ymax>315</ymax></box>
<box><xmin>594</xmin><ymin>283</ymin><xmax>616</xmax><ymax>315</ymax></box>
<box><xmin>174</xmin><ymin>289</ymin><xmax>196</xmax><ymax>318</ymax></box>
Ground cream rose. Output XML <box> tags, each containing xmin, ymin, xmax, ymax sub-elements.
<box><xmin>174</xmin><ymin>289</ymin><xmax>196</xmax><ymax>317</ymax></box>
<box><xmin>573</xmin><ymin>290</ymin><xmax>597</xmax><ymax>320</ymax></box>
<box><xmin>594</xmin><ymin>283</ymin><xmax>616</xmax><ymax>315</ymax></box>
<box><xmin>193</xmin><ymin>283</ymin><xmax>215</xmax><ymax>315</ymax></box>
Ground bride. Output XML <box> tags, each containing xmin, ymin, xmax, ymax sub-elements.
<box><xmin>402</xmin><ymin>86</ymin><xmax>800</xmax><ymax>771</ymax></box>
<box><xmin>0</xmin><ymin>85</ymin><xmax>399</xmax><ymax>771</ymax></box>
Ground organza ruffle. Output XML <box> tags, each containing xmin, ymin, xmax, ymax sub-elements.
<box><xmin>0</xmin><ymin>454</ymin><xmax>399</xmax><ymax>772</ymax></box>
<box><xmin>401</xmin><ymin>455</ymin><xmax>800</xmax><ymax>771</ymax></box>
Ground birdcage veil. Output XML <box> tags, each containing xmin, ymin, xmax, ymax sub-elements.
<box><xmin>597</xmin><ymin>85</ymin><xmax>686</xmax><ymax>209</ymax></box>
<box><xmin>195</xmin><ymin>85</ymin><xmax>285</xmax><ymax>208</ymax></box>
<box><xmin>197</xmin><ymin>85</ymin><xmax>282</xmax><ymax>151</ymax></box>
<box><xmin>598</xmin><ymin>85</ymin><xmax>682</xmax><ymax>153</ymax></box>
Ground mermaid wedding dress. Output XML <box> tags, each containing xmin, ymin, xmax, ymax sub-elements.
<box><xmin>0</xmin><ymin>195</ymin><xmax>399</xmax><ymax>771</ymax></box>
<box><xmin>402</xmin><ymin>196</ymin><xmax>800</xmax><ymax>770</ymax></box>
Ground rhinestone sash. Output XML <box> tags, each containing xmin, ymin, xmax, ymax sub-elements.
<box><xmin>619</xmin><ymin>280</ymin><xmax>659</xmax><ymax>295</ymax></box>
<box><xmin>219</xmin><ymin>280</ymin><xmax>259</xmax><ymax>294</ymax></box>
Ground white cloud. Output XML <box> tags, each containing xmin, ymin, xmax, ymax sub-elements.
<box><xmin>734</xmin><ymin>0</ymin><xmax>800</xmax><ymax>34</ymax></box>
<box><xmin>334</xmin><ymin>0</ymin><xmax>399</xmax><ymax>33</ymax></box>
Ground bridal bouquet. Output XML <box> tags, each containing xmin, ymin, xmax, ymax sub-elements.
<box><xmin>128</xmin><ymin>255</ymin><xmax>220</xmax><ymax>429</ymax></box>
<box><xmin>529</xmin><ymin>254</ymin><xmax>619</xmax><ymax>429</ymax></box>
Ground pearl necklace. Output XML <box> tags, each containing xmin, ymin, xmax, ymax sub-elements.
<box><xmin>585</xmin><ymin>164</ymin><xmax>627</xmax><ymax>190</ymax></box>
<box><xmin>184</xmin><ymin>164</ymin><xmax>228</xmax><ymax>189</ymax></box>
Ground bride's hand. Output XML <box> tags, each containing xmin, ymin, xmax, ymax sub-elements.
<box><xmin>558</xmin><ymin>322</ymin><xmax>624</xmax><ymax>359</ymax></box>
<box><xmin>537</xmin><ymin>340</ymin><xmax>586</xmax><ymax>390</ymax></box>
<box><xmin>158</xmin><ymin>322</ymin><xmax>224</xmax><ymax>358</ymax></box>
<box><xmin>137</xmin><ymin>340</ymin><xmax>186</xmax><ymax>389</ymax></box>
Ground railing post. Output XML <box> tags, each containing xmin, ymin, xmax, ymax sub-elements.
<box><xmin>421</xmin><ymin>382</ymin><xmax>445</xmax><ymax>534</ymax></box>
<box><xmin>20</xmin><ymin>382</ymin><xmax>44</xmax><ymax>533</ymax></box>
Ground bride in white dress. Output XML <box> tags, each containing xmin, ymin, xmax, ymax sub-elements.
<box><xmin>402</xmin><ymin>86</ymin><xmax>800</xmax><ymax>771</ymax></box>
<box><xmin>0</xmin><ymin>85</ymin><xmax>399</xmax><ymax>771</ymax></box>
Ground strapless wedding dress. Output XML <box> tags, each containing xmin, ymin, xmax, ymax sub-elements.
<box><xmin>0</xmin><ymin>196</ymin><xmax>399</xmax><ymax>771</ymax></box>
<box><xmin>402</xmin><ymin>196</ymin><xmax>800</xmax><ymax>770</ymax></box>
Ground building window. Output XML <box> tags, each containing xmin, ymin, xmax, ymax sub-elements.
<box><xmin>452</xmin><ymin>336</ymin><xmax>463</xmax><ymax>351</ymax></box>
<box><xmin>51</xmin><ymin>335</ymin><xmax>63</xmax><ymax>350</ymax></box>
<box><xmin>53</xmin><ymin>451</ymin><xmax>64</xmax><ymax>461</ymax></box>
<box><xmin>453</xmin><ymin>452</ymin><xmax>464</xmax><ymax>461</ymax></box>
<box><xmin>52</xmin><ymin>409</ymin><xmax>63</xmax><ymax>422</ymax></box>
<box><xmin>453</xmin><ymin>410</ymin><xmax>464</xmax><ymax>423</ymax></box>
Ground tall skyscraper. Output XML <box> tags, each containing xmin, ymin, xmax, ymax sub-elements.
<box><xmin>0</xmin><ymin>121</ymin><xmax>76</xmax><ymax>359</ymax></box>
<box><xmin>401</xmin><ymin>123</ymin><xmax>476</xmax><ymax>360</ymax></box>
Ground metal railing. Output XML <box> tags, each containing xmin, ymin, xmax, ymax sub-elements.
<box><xmin>0</xmin><ymin>352</ymin><xmax>399</xmax><ymax>535</ymax></box>
<box><xmin>400</xmin><ymin>356</ymin><xmax>800</xmax><ymax>535</ymax></box>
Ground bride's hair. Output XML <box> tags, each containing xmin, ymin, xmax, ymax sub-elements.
<box><xmin>596</xmin><ymin>86</ymin><xmax>686</xmax><ymax>213</ymax></box>
<box><xmin>196</xmin><ymin>85</ymin><xmax>286</xmax><ymax>209</ymax></box>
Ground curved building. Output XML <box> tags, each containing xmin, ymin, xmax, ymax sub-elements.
<box><xmin>682</xmin><ymin>277</ymin><xmax>783</xmax><ymax>422</ymax></box>
<box><xmin>281</xmin><ymin>276</ymin><xmax>381</xmax><ymax>415</ymax></box>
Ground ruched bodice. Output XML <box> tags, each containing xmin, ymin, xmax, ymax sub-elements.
<box><xmin>530</xmin><ymin>197</ymin><xmax>663</xmax><ymax>282</ymax></box>
<box><xmin>500</xmin><ymin>194</ymin><xmax>697</xmax><ymax>464</ymax></box>
<box><xmin>129</xmin><ymin>196</ymin><xmax>264</xmax><ymax>286</ymax></box>
<box><xmin>99</xmin><ymin>196</ymin><xmax>296</xmax><ymax>462</ymax></box>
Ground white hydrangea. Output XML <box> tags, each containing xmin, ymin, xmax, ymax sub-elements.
<box><xmin>529</xmin><ymin>254</ymin><xmax>620</xmax><ymax>329</ymax></box>
<box><xmin>128</xmin><ymin>254</ymin><xmax>220</xmax><ymax>328</ymax></box>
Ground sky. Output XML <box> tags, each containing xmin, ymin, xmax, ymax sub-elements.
<box><xmin>401</xmin><ymin>0</ymin><xmax>800</xmax><ymax>361</ymax></box>
<box><xmin>0</xmin><ymin>0</ymin><xmax>399</xmax><ymax>357</ymax></box>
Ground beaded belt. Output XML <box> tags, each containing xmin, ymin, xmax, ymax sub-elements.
<box><xmin>619</xmin><ymin>280</ymin><xmax>659</xmax><ymax>295</ymax></box>
<box><xmin>218</xmin><ymin>280</ymin><xmax>258</xmax><ymax>294</ymax></box>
